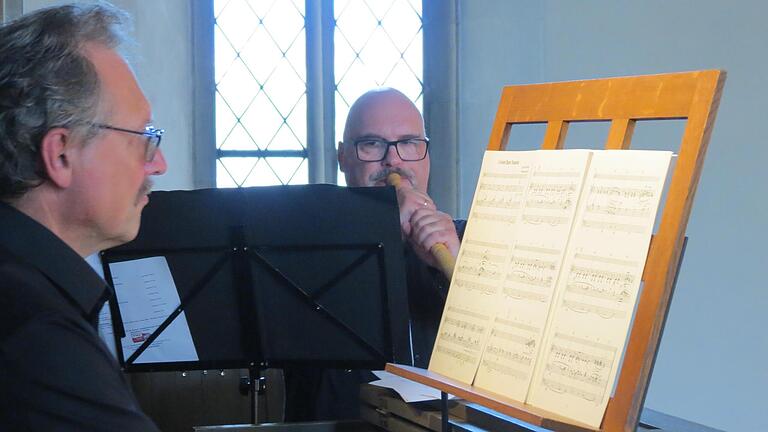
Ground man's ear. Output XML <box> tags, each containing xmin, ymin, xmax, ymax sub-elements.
<box><xmin>39</xmin><ymin>127</ymin><xmax>74</xmax><ymax>188</ymax></box>
<box><xmin>337</xmin><ymin>141</ymin><xmax>346</xmax><ymax>173</ymax></box>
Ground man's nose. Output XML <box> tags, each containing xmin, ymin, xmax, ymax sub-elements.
<box><xmin>383</xmin><ymin>143</ymin><xmax>402</xmax><ymax>166</ymax></box>
<box><xmin>146</xmin><ymin>148</ymin><xmax>168</xmax><ymax>175</ymax></box>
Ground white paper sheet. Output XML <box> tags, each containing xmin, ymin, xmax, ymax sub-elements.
<box><xmin>109</xmin><ymin>256</ymin><xmax>198</xmax><ymax>363</ymax></box>
<box><xmin>429</xmin><ymin>151</ymin><xmax>540</xmax><ymax>384</ymax></box>
<box><xmin>370</xmin><ymin>371</ymin><xmax>458</xmax><ymax>403</ymax></box>
<box><xmin>473</xmin><ymin>150</ymin><xmax>592</xmax><ymax>401</ymax></box>
<box><xmin>428</xmin><ymin>149</ymin><xmax>672</xmax><ymax>429</ymax></box>
<box><xmin>527</xmin><ymin>150</ymin><xmax>672</xmax><ymax>427</ymax></box>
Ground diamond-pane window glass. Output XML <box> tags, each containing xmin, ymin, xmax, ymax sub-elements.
<box><xmin>214</xmin><ymin>0</ymin><xmax>307</xmax><ymax>187</ymax></box>
<box><xmin>212</xmin><ymin>0</ymin><xmax>422</xmax><ymax>188</ymax></box>
<box><xmin>334</xmin><ymin>0</ymin><xmax>423</xmax><ymax>186</ymax></box>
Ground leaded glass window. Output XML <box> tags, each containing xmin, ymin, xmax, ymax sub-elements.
<box><xmin>213</xmin><ymin>0</ymin><xmax>423</xmax><ymax>187</ymax></box>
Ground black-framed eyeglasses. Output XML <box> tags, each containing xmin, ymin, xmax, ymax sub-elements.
<box><xmin>95</xmin><ymin>123</ymin><xmax>164</xmax><ymax>162</ymax></box>
<box><xmin>352</xmin><ymin>137</ymin><xmax>429</xmax><ymax>162</ymax></box>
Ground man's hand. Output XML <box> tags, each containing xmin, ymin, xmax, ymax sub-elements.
<box><xmin>395</xmin><ymin>186</ymin><xmax>460</xmax><ymax>269</ymax></box>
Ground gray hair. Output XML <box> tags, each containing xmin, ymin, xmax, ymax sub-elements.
<box><xmin>0</xmin><ymin>3</ymin><xmax>130</xmax><ymax>200</ymax></box>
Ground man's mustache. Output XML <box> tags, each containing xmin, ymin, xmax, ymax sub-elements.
<box><xmin>370</xmin><ymin>168</ymin><xmax>414</xmax><ymax>184</ymax></box>
<box><xmin>136</xmin><ymin>179</ymin><xmax>154</xmax><ymax>204</ymax></box>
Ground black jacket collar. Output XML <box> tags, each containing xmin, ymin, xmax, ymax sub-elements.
<box><xmin>0</xmin><ymin>201</ymin><xmax>110</xmax><ymax>318</ymax></box>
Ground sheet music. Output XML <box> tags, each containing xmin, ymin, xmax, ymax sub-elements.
<box><xmin>429</xmin><ymin>151</ymin><xmax>538</xmax><ymax>383</ymax></box>
<box><xmin>527</xmin><ymin>150</ymin><xmax>672</xmax><ymax>427</ymax></box>
<box><xmin>109</xmin><ymin>256</ymin><xmax>199</xmax><ymax>363</ymax></box>
<box><xmin>473</xmin><ymin>150</ymin><xmax>592</xmax><ymax>401</ymax></box>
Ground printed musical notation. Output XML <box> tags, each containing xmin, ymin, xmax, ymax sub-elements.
<box><xmin>586</xmin><ymin>203</ymin><xmax>650</xmax><ymax>218</ymax></box>
<box><xmin>489</xmin><ymin>328</ymin><xmax>536</xmax><ymax>356</ymax></box>
<box><xmin>562</xmin><ymin>299</ymin><xmax>625</xmax><ymax>319</ymax></box>
<box><xmin>472</xmin><ymin>211</ymin><xmax>517</xmax><ymax>224</ymax></box>
<box><xmin>526</xmin><ymin>150</ymin><xmax>671</xmax><ymax>428</ymax></box>
<box><xmin>511</xmin><ymin>255</ymin><xmax>557</xmax><ymax>273</ymax></box>
<box><xmin>435</xmin><ymin>345</ymin><xmax>474</xmax><ymax>364</ymax></box>
<box><xmin>430</xmin><ymin>304</ymin><xmax>493</xmax><ymax>381</ymax></box>
<box><xmin>474</xmin><ymin>316</ymin><xmax>542</xmax><ymax>397</ymax></box>
<box><xmin>432</xmin><ymin>149</ymin><xmax>672</xmax><ymax>429</ymax></box>
<box><xmin>482</xmin><ymin>171</ymin><xmax>529</xmax><ymax>180</ymax></box>
<box><xmin>529</xmin><ymin>182</ymin><xmax>578</xmax><ymax>195</ymax></box>
<box><xmin>590</xmin><ymin>185</ymin><xmax>654</xmax><ymax>200</ymax></box>
<box><xmin>480</xmin><ymin>358</ymin><xmax>528</xmax><ymax>380</ymax></box>
<box><xmin>565</xmin><ymin>265</ymin><xmax>634</xmax><ymax>303</ymax></box>
<box><xmin>457</xmin><ymin>264</ymin><xmax>503</xmax><ymax>280</ymax></box>
<box><xmin>526</xmin><ymin>196</ymin><xmax>573</xmax><ymax>211</ymax></box>
<box><xmin>475</xmin><ymin>195</ymin><xmax>522</xmax><ymax>210</ymax></box>
<box><xmin>505</xmin><ymin>254</ymin><xmax>558</xmax><ymax>289</ymax></box>
<box><xmin>439</xmin><ymin>330</ymin><xmax>482</xmax><ymax>350</ymax></box>
<box><xmin>460</xmin><ymin>248</ymin><xmax>506</xmax><ymax>263</ymax></box>
<box><xmin>521</xmin><ymin>214</ymin><xmax>569</xmax><ymax>226</ymax></box>
<box><xmin>582</xmin><ymin>218</ymin><xmax>644</xmax><ymax>234</ymax></box>
<box><xmin>536</xmin><ymin>333</ymin><xmax>615</xmax><ymax>405</ymax></box>
<box><xmin>541</xmin><ymin>378</ymin><xmax>601</xmax><ymax>404</ymax></box>
<box><xmin>444</xmin><ymin>315</ymin><xmax>486</xmax><ymax>333</ymax></box>
<box><xmin>478</xmin><ymin>182</ymin><xmax>525</xmax><ymax>192</ymax></box>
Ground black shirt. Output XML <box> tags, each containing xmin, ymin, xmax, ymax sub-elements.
<box><xmin>284</xmin><ymin>219</ymin><xmax>467</xmax><ymax>421</ymax></box>
<box><xmin>0</xmin><ymin>202</ymin><xmax>159</xmax><ymax>431</ymax></box>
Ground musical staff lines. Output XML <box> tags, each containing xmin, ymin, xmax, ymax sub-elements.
<box><xmin>482</xmin><ymin>171</ymin><xmax>529</xmax><ymax>180</ymax></box>
<box><xmin>480</xmin><ymin>358</ymin><xmax>528</xmax><ymax>380</ymax></box>
<box><xmin>566</xmin><ymin>265</ymin><xmax>634</xmax><ymax>303</ymax></box>
<box><xmin>561</xmin><ymin>299</ymin><xmax>625</xmax><ymax>319</ymax></box>
<box><xmin>436</xmin><ymin>149</ymin><xmax>673</xmax><ymax>429</ymax></box>
<box><xmin>472</xmin><ymin>211</ymin><xmax>517</xmax><ymax>224</ymax></box>
<box><xmin>461</xmin><ymin>249</ymin><xmax>505</xmax><ymax>263</ymax></box>
<box><xmin>454</xmin><ymin>278</ymin><xmax>498</xmax><ymax>295</ymax></box>
<box><xmin>538</xmin><ymin>333</ymin><xmax>616</xmax><ymax>405</ymax></box>
<box><xmin>522</xmin><ymin>214</ymin><xmax>569</xmax><ymax>226</ymax></box>
<box><xmin>586</xmin><ymin>203</ymin><xmax>650</xmax><ymax>218</ymax></box>
<box><xmin>476</xmin><ymin>195</ymin><xmax>522</xmax><ymax>210</ymax></box>
<box><xmin>590</xmin><ymin>185</ymin><xmax>655</xmax><ymax>200</ymax></box>
<box><xmin>446</xmin><ymin>306</ymin><xmax>488</xmax><ymax>321</ymax></box>
<box><xmin>533</xmin><ymin>171</ymin><xmax>582</xmax><ymax>178</ymax></box>
<box><xmin>582</xmin><ymin>218</ymin><xmax>645</xmax><ymax>234</ymax></box>
<box><xmin>478</xmin><ymin>182</ymin><xmax>525</xmax><ymax>192</ymax></box>
<box><xmin>526</xmin><ymin>196</ymin><xmax>574</xmax><ymax>211</ymax></box>
<box><xmin>594</xmin><ymin>173</ymin><xmax>657</xmax><ymax>182</ymax></box>
<box><xmin>464</xmin><ymin>239</ymin><xmax>508</xmax><ymax>250</ymax></box>
<box><xmin>574</xmin><ymin>253</ymin><xmax>636</xmax><ymax>268</ymax></box>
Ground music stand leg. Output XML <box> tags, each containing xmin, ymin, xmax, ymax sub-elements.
<box><xmin>246</xmin><ymin>365</ymin><xmax>267</xmax><ymax>424</ymax></box>
<box><xmin>441</xmin><ymin>391</ymin><xmax>450</xmax><ymax>431</ymax></box>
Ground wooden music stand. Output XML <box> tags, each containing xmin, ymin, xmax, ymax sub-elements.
<box><xmin>387</xmin><ymin>70</ymin><xmax>726</xmax><ymax>432</ymax></box>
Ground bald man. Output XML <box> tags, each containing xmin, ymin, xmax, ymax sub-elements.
<box><xmin>338</xmin><ymin>88</ymin><xmax>462</xmax><ymax>269</ymax></box>
<box><xmin>284</xmin><ymin>89</ymin><xmax>466</xmax><ymax>421</ymax></box>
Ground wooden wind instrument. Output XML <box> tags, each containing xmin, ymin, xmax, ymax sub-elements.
<box><xmin>387</xmin><ymin>172</ymin><xmax>456</xmax><ymax>281</ymax></box>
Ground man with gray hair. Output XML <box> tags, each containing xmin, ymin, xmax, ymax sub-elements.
<box><xmin>0</xmin><ymin>4</ymin><xmax>165</xmax><ymax>430</ymax></box>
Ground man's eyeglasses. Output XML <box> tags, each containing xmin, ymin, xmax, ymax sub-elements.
<box><xmin>95</xmin><ymin>123</ymin><xmax>164</xmax><ymax>162</ymax></box>
<box><xmin>353</xmin><ymin>137</ymin><xmax>429</xmax><ymax>162</ymax></box>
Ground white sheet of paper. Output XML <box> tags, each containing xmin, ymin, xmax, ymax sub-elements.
<box><xmin>429</xmin><ymin>151</ymin><xmax>540</xmax><ymax>384</ymax></box>
<box><xmin>473</xmin><ymin>150</ymin><xmax>592</xmax><ymax>402</ymax></box>
<box><xmin>527</xmin><ymin>150</ymin><xmax>672</xmax><ymax>427</ymax></box>
<box><xmin>370</xmin><ymin>371</ymin><xmax>458</xmax><ymax>403</ymax></box>
<box><xmin>109</xmin><ymin>256</ymin><xmax>198</xmax><ymax>363</ymax></box>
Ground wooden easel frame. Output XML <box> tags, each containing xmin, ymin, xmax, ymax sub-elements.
<box><xmin>388</xmin><ymin>70</ymin><xmax>726</xmax><ymax>431</ymax></box>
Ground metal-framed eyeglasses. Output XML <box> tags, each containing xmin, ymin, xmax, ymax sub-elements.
<box><xmin>95</xmin><ymin>123</ymin><xmax>164</xmax><ymax>162</ymax></box>
<box><xmin>352</xmin><ymin>137</ymin><xmax>429</xmax><ymax>162</ymax></box>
